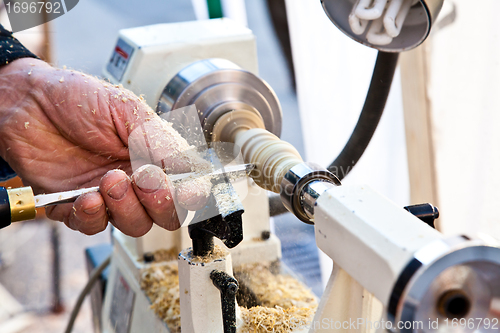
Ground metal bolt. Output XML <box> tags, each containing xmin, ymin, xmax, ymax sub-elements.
<box><xmin>261</xmin><ymin>230</ymin><xmax>271</xmax><ymax>240</ymax></box>
<box><xmin>227</xmin><ymin>283</ymin><xmax>238</xmax><ymax>294</ymax></box>
<box><xmin>404</xmin><ymin>203</ymin><xmax>439</xmax><ymax>228</ymax></box>
<box><xmin>143</xmin><ymin>252</ymin><xmax>155</xmax><ymax>263</ymax></box>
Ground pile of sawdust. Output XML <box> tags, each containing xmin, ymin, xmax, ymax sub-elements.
<box><xmin>140</xmin><ymin>258</ymin><xmax>317</xmax><ymax>333</ymax></box>
<box><xmin>234</xmin><ymin>262</ymin><xmax>317</xmax><ymax>332</ymax></box>
<box><xmin>183</xmin><ymin>244</ymin><xmax>229</xmax><ymax>264</ymax></box>
<box><xmin>150</xmin><ymin>248</ymin><xmax>179</xmax><ymax>262</ymax></box>
<box><xmin>140</xmin><ymin>263</ymin><xmax>181</xmax><ymax>333</ymax></box>
<box><xmin>234</xmin><ymin>262</ymin><xmax>318</xmax><ymax>309</ymax></box>
<box><xmin>238</xmin><ymin>306</ymin><xmax>315</xmax><ymax>333</ymax></box>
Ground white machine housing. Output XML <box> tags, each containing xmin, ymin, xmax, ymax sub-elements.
<box><xmin>102</xmin><ymin>18</ymin><xmax>258</xmax><ymax>106</ymax></box>
<box><xmin>310</xmin><ymin>184</ymin><xmax>500</xmax><ymax>332</ymax></box>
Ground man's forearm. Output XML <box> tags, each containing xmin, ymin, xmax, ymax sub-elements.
<box><xmin>0</xmin><ymin>57</ymin><xmax>52</xmax><ymax>176</ymax></box>
<box><xmin>0</xmin><ymin>25</ymin><xmax>39</xmax><ymax>180</ymax></box>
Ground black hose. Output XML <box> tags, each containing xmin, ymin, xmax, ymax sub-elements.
<box><xmin>269</xmin><ymin>51</ymin><xmax>399</xmax><ymax>217</ymax></box>
<box><xmin>64</xmin><ymin>255</ymin><xmax>111</xmax><ymax>333</ymax></box>
<box><xmin>328</xmin><ymin>51</ymin><xmax>399</xmax><ymax>180</ymax></box>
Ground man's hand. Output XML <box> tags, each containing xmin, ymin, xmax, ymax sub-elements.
<box><xmin>0</xmin><ymin>58</ymin><xmax>208</xmax><ymax>236</ymax></box>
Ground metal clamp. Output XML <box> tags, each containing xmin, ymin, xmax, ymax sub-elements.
<box><xmin>280</xmin><ymin>162</ymin><xmax>340</xmax><ymax>223</ymax></box>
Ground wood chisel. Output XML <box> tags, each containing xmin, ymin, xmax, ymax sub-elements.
<box><xmin>0</xmin><ymin>186</ymin><xmax>100</xmax><ymax>229</ymax></box>
<box><xmin>0</xmin><ymin>163</ymin><xmax>254</xmax><ymax>229</ymax></box>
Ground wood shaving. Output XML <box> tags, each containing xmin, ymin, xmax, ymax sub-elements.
<box><xmin>212</xmin><ymin>182</ymin><xmax>240</xmax><ymax>216</ymax></box>
<box><xmin>150</xmin><ymin>248</ymin><xmax>179</xmax><ymax>262</ymax></box>
<box><xmin>141</xmin><ymin>256</ymin><xmax>316</xmax><ymax>333</ymax></box>
<box><xmin>174</xmin><ymin>174</ymin><xmax>212</xmax><ymax>203</ymax></box>
<box><xmin>141</xmin><ymin>263</ymin><xmax>181</xmax><ymax>333</ymax></box>
<box><xmin>185</xmin><ymin>244</ymin><xmax>228</xmax><ymax>264</ymax></box>
<box><xmin>140</xmin><ymin>248</ymin><xmax>179</xmax><ymax>331</ymax></box>
<box><xmin>236</xmin><ymin>262</ymin><xmax>317</xmax><ymax>332</ymax></box>
<box><xmin>24</xmin><ymin>122</ymin><xmax>29</xmax><ymax>129</ymax></box>
<box><xmin>238</xmin><ymin>306</ymin><xmax>315</xmax><ymax>333</ymax></box>
<box><xmin>234</xmin><ymin>262</ymin><xmax>318</xmax><ymax>309</ymax></box>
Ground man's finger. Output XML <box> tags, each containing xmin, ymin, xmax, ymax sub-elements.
<box><xmin>45</xmin><ymin>203</ymin><xmax>77</xmax><ymax>230</ymax></box>
<box><xmin>100</xmin><ymin>169</ymin><xmax>153</xmax><ymax>237</ymax></box>
<box><xmin>132</xmin><ymin>164</ymin><xmax>182</xmax><ymax>231</ymax></box>
<box><xmin>69</xmin><ymin>191</ymin><xmax>108</xmax><ymax>235</ymax></box>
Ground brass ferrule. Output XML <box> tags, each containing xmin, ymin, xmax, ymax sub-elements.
<box><xmin>7</xmin><ymin>187</ymin><xmax>36</xmax><ymax>222</ymax></box>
